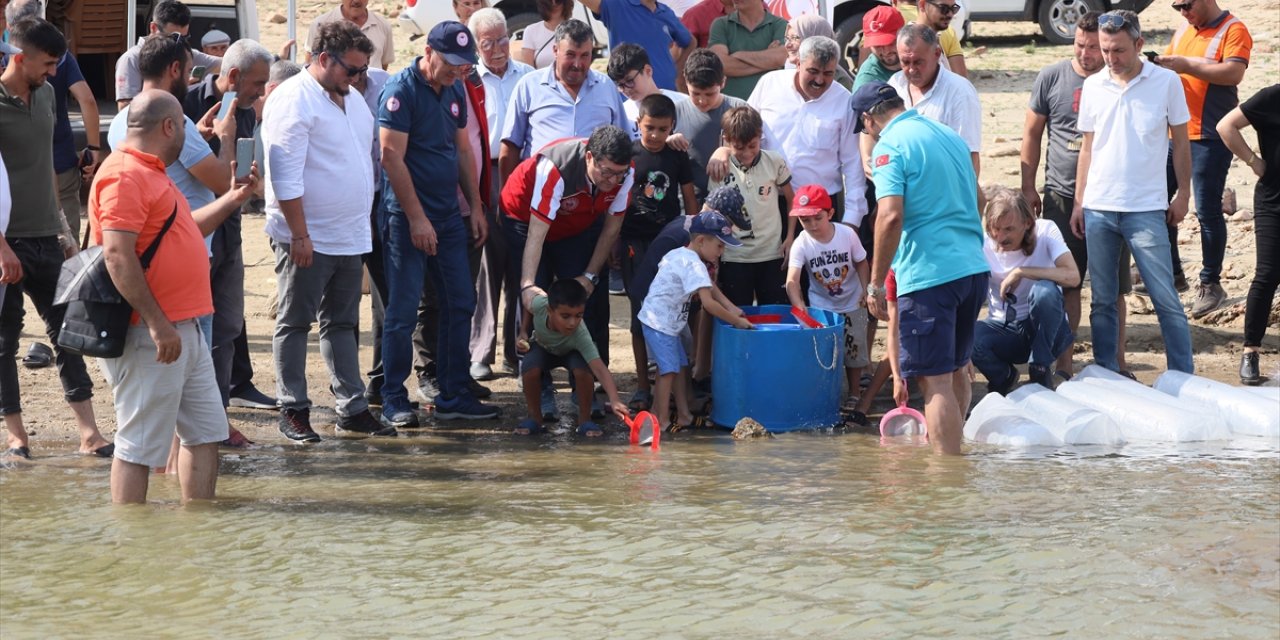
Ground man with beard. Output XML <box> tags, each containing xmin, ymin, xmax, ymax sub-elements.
<box><xmin>1020</xmin><ymin>12</ymin><xmax>1131</xmax><ymax>379</ymax></box>
<box><xmin>0</xmin><ymin>18</ymin><xmax>115</xmax><ymax>460</ymax></box>
<box><xmin>854</xmin><ymin>5</ymin><xmax>905</xmax><ymax>89</ymax></box>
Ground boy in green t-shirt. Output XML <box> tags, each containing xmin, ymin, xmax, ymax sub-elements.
<box><xmin>516</xmin><ymin>279</ymin><xmax>629</xmax><ymax>436</ymax></box>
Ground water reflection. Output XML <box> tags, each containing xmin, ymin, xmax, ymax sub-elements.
<box><xmin>2</xmin><ymin>431</ymin><xmax>1277</xmax><ymax>638</ymax></box>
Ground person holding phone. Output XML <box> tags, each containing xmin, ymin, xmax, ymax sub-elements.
<box><xmin>180</xmin><ymin>38</ymin><xmax>279</xmax><ymax>414</ymax></box>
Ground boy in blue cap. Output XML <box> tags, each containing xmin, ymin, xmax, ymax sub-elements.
<box><xmin>638</xmin><ymin>210</ymin><xmax>754</xmax><ymax>433</ymax></box>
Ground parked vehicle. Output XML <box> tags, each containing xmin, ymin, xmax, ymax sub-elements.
<box><xmin>963</xmin><ymin>0</ymin><xmax>1155</xmax><ymax>45</ymax></box>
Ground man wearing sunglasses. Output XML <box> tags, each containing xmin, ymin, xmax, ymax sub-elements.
<box><xmin>115</xmin><ymin>0</ymin><xmax>222</xmax><ymax>109</ymax></box>
<box><xmin>1071</xmin><ymin>10</ymin><xmax>1195</xmax><ymax>375</ymax></box>
<box><xmin>915</xmin><ymin>0</ymin><xmax>966</xmax><ymax>78</ymax></box>
<box><xmin>1148</xmin><ymin>0</ymin><xmax>1252</xmax><ymax>319</ymax></box>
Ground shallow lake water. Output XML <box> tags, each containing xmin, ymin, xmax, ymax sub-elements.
<box><xmin>2</xmin><ymin>430</ymin><xmax>1278</xmax><ymax>638</ymax></box>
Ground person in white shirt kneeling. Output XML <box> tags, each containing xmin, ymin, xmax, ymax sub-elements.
<box><xmin>971</xmin><ymin>186</ymin><xmax>1081</xmax><ymax>395</ymax></box>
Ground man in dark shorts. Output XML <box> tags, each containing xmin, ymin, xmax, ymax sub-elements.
<box><xmin>856</xmin><ymin>81</ymin><xmax>988</xmax><ymax>455</ymax></box>
<box><xmin>1020</xmin><ymin>11</ymin><xmax>1132</xmax><ymax>378</ymax></box>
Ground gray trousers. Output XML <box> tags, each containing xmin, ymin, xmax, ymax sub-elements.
<box><xmin>210</xmin><ymin>220</ymin><xmax>245</xmax><ymax>405</ymax></box>
<box><xmin>467</xmin><ymin>195</ymin><xmax>507</xmax><ymax>366</ymax></box>
<box><xmin>56</xmin><ymin>168</ymin><xmax>82</xmax><ymax>246</ymax></box>
<box><xmin>271</xmin><ymin>241</ymin><xmax>368</xmax><ymax>417</ymax></box>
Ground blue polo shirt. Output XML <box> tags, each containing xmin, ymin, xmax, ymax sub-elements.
<box><xmin>870</xmin><ymin>109</ymin><xmax>987</xmax><ymax>296</ymax></box>
<box><xmin>597</xmin><ymin>0</ymin><xmax>692</xmax><ymax>91</ymax></box>
<box><xmin>51</xmin><ymin>53</ymin><xmax>87</xmax><ymax>174</ymax></box>
<box><xmin>501</xmin><ymin>66</ymin><xmax>630</xmax><ymax>159</ymax></box>
<box><xmin>378</xmin><ymin>57</ymin><xmax>467</xmax><ymax>220</ymax></box>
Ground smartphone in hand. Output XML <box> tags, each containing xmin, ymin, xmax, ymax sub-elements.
<box><xmin>217</xmin><ymin>90</ymin><xmax>237</xmax><ymax>121</ymax></box>
<box><xmin>1143</xmin><ymin>51</ymin><xmax>1159</xmax><ymax>62</ymax></box>
<box><xmin>191</xmin><ymin>65</ymin><xmax>207</xmax><ymax>82</ymax></box>
<box><xmin>235</xmin><ymin>138</ymin><xmax>255</xmax><ymax>182</ymax></box>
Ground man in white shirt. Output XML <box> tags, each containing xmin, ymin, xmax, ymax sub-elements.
<box><xmin>304</xmin><ymin>0</ymin><xmax>396</xmax><ymax>70</ymax></box>
<box><xmin>971</xmin><ymin>186</ymin><xmax>1080</xmax><ymax>394</ymax></box>
<box><xmin>747</xmin><ymin>36</ymin><xmax>866</xmax><ymax>229</ymax></box>
<box><xmin>262</xmin><ymin>22</ymin><xmax>393</xmax><ymax>442</ymax></box>
<box><xmin>1071</xmin><ymin>10</ymin><xmax>1194</xmax><ymax>374</ymax></box>
<box><xmin>887</xmin><ymin>23</ymin><xmax>981</xmax><ymax>178</ymax></box>
<box><xmin>471</xmin><ymin>8</ymin><xmax>532</xmax><ymax>375</ymax></box>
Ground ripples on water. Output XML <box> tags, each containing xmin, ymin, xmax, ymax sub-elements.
<box><xmin>2</xmin><ymin>431</ymin><xmax>1278</xmax><ymax>638</ymax></box>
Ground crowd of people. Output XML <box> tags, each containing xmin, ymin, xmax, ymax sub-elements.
<box><xmin>0</xmin><ymin>0</ymin><xmax>1275</xmax><ymax>500</ymax></box>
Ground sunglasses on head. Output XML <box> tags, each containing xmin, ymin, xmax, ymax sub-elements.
<box><xmin>926</xmin><ymin>1</ymin><xmax>961</xmax><ymax>16</ymax></box>
<box><xmin>165</xmin><ymin>31</ymin><xmax>191</xmax><ymax>45</ymax></box>
<box><xmin>1097</xmin><ymin>12</ymin><xmax>1131</xmax><ymax>29</ymax></box>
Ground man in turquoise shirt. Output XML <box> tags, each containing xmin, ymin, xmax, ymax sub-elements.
<box><xmin>854</xmin><ymin>81</ymin><xmax>988</xmax><ymax>456</ymax></box>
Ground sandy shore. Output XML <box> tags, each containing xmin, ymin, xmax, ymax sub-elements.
<box><xmin>8</xmin><ymin>1</ymin><xmax>1279</xmax><ymax>449</ymax></box>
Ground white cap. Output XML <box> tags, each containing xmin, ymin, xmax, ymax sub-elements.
<box><xmin>0</xmin><ymin>41</ymin><xmax>22</xmax><ymax>56</ymax></box>
<box><xmin>201</xmin><ymin>29</ymin><xmax>230</xmax><ymax>47</ymax></box>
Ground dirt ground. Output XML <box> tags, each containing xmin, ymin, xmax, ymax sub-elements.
<box><xmin>9</xmin><ymin>1</ymin><xmax>1279</xmax><ymax>449</ymax></box>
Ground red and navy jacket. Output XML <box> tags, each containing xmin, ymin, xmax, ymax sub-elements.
<box><xmin>501</xmin><ymin>138</ymin><xmax>634</xmax><ymax>242</ymax></box>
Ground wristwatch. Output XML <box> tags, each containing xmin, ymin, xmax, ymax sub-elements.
<box><xmin>867</xmin><ymin>284</ymin><xmax>886</xmax><ymax>298</ymax></box>
<box><xmin>582</xmin><ymin>271</ymin><xmax>599</xmax><ymax>285</ymax></box>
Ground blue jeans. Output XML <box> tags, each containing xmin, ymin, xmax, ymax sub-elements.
<box><xmin>381</xmin><ymin>205</ymin><xmax>477</xmax><ymax>408</ymax></box>
<box><xmin>1166</xmin><ymin>138</ymin><xmax>1232</xmax><ymax>284</ymax></box>
<box><xmin>972</xmin><ymin>280</ymin><xmax>1073</xmax><ymax>387</ymax></box>
<box><xmin>1084</xmin><ymin>209</ymin><xmax>1194</xmax><ymax>373</ymax></box>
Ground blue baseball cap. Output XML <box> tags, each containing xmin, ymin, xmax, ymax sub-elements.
<box><xmin>690</xmin><ymin>210</ymin><xmax>743</xmax><ymax>247</ymax></box>
<box><xmin>428</xmin><ymin>21</ymin><xmax>478</xmax><ymax>66</ymax></box>
<box><xmin>849</xmin><ymin>81</ymin><xmax>899</xmax><ymax>133</ymax></box>
<box><xmin>704</xmin><ymin>186</ymin><xmax>748</xmax><ymax>231</ymax></box>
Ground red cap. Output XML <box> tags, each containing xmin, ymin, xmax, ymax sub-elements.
<box><xmin>791</xmin><ymin>184</ymin><xmax>833</xmax><ymax>217</ymax></box>
<box><xmin>862</xmin><ymin>6</ymin><xmax>905</xmax><ymax>47</ymax></box>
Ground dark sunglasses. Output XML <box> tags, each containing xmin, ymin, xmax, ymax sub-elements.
<box><xmin>1097</xmin><ymin>12</ymin><xmax>1131</xmax><ymax>29</ymax></box>
<box><xmin>317</xmin><ymin>51</ymin><xmax>368</xmax><ymax>77</ymax></box>
<box><xmin>1170</xmin><ymin>0</ymin><xmax>1196</xmax><ymax>10</ymax></box>
<box><xmin>926</xmin><ymin>1</ymin><xmax>961</xmax><ymax>16</ymax></box>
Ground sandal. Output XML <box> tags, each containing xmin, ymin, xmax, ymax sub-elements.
<box><xmin>576</xmin><ymin>421</ymin><xmax>603</xmax><ymax>437</ymax></box>
<box><xmin>627</xmin><ymin>389</ymin><xmax>653</xmax><ymax>412</ymax></box>
<box><xmin>5</xmin><ymin>446</ymin><xmax>31</xmax><ymax>459</ymax></box>
<box><xmin>89</xmin><ymin>443</ymin><xmax>115</xmax><ymax>458</ymax></box>
<box><xmin>514</xmin><ymin>418</ymin><xmax>546</xmax><ymax>436</ymax></box>
<box><xmin>1054</xmin><ymin>370</ymin><xmax>1073</xmax><ymax>383</ymax></box>
<box><xmin>21</xmin><ymin>342</ymin><xmax>53</xmax><ymax>369</ymax></box>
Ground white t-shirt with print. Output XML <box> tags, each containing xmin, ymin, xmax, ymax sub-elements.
<box><xmin>983</xmin><ymin>219</ymin><xmax>1070</xmax><ymax>323</ymax></box>
<box><xmin>638</xmin><ymin>246</ymin><xmax>713</xmax><ymax>336</ymax></box>
<box><xmin>787</xmin><ymin>223</ymin><xmax>867</xmax><ymax>313</ymax></box>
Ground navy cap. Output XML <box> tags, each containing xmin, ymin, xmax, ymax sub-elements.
<box><xmin>704</xmin><ymin>186</ymin><xmax>748</xmax><ymax>231</ymax></box>
<box><xmin>428</xmin><ymin>21</ymin><xmax>478</xmax><ymax>66</ymax></box>
<box><xmin>690</xmin><ymin>210</ymin><xmax>743</xmax><ymax>247</ymax></box>
<box><xmin>849</xmin><ymin>81</ymin><xmax>899</xmax><ymax>133</ymax></box>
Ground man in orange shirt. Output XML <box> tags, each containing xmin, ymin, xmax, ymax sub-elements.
<box><xmin>1152</xmin><ymin>0</ymin><xmax>1251</xmax><ymax>318</ymax></box>
<box><xmin>94</xmin><ymin>89</ymin><xmax>257</xmax><ymax>504</ymax></box>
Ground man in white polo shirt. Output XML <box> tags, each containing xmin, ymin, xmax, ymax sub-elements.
<box><xmin>887</xmin><ymin>23</ymin><xmax>981</xmax><ymax>177</ymax></box>
<box><xmin>262</xmin><ymin>21</ymin><xmax>395</xmax><ymax>442</ymax></box>
<box><xmin>1071</xmin><ymin>10</ymin><xmax>1194</xmax><ymax>374</ymax></box>
<box><xmin>746</xmin><ymin>36</ymin><xmax>866</xmax><ymax>229</ymax></box>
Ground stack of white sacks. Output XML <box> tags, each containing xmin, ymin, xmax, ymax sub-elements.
<box><xmin>963</xmin><ymin>365</ymin><xmax>1279</xmax><ymax>447</ymax></box>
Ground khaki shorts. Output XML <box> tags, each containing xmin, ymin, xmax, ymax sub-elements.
<box><xmin>99</xmin><ymin>321</ymin><xmax>228</xmax><ymax>468</ymax></box>
<box><xmin>840</xmin><ymin>307</ymin><xmax>871</xmax><ymax>369</ymax></box>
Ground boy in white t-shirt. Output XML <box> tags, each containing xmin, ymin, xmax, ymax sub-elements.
<box><xmin>971</xmin><ymin>187</ymin><xmax>1081</xmax><ymax>394</ymax></box>
<box><xmin>784</xmin><ymin>185</ymin><xmax>871</xmax><ymax>409</ymax></box>
<box><xmin>639</xmin><ymin>210</ymin><xmax>754</xmax><ymax>433</ymax></box>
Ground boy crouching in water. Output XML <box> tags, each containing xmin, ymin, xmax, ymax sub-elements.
<box><xmin>516</xmin><ymin>279</ymin><xmax>629</xmax><ymax>436</ymax></box>
<box><xmin>639</xmin><ymin>211</ymin><xmax>754</xmax><ymax>432</ymax></box>
<box><xmin>784</xmin><ymin>185</ymin><xmax>871</xmax><ymax>413</ymax></box>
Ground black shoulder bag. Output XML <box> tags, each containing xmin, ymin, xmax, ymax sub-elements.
<box><xmin>53</xmin><ymin>206</ymin><xmax>178</xmax><ymax>359</ymax></box>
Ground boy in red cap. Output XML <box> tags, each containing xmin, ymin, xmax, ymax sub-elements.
<box><xmin>785</xmin><ymin>185</ymin><xmax>871</xmax><ymax>412</ymax></box>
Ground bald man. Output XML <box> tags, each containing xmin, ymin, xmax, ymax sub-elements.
<box><xmin>93</xmin><ymin>89</ymin><xmax>258</xmax><ymax>504</ymax></box>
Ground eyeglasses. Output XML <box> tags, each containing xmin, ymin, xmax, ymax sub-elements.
<box><xmin>784</xmin><ymin>33</ymin><xmax>802</xmax><ymax>44</ymax></box>
<box><xmin>926</xmin><ymin>1</ymin><xmax>961</xmax><ymax>16</ymax></box>
<box><xmin>479</xmin><ymin>36</ymin><xmax>510</xmax><ymax>51</ymax></box>
<box><xmin>1170</xmin><ymin>0</ymin><xmax>1196</xmax><ymax>11</ymax></box>
<box><xmin>1097</xmin><ymin>12</ymin><xmax>1131</xmax><ymax>29</ymax></box>
<box><xmin>615</xmin><ymin>70</ymin><xmax>641</xmax><ymax>92</ymax></box>
<box><xmin>320</xmin><ymin>52</ymin><xmax>368</xmax><ymax>78</ymax></box>
<box><xmin>596</xmin><ymin>162</ymin><xmax>630</xmax><ymax>180</ymax></box>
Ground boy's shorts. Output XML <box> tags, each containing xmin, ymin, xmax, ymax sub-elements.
<box><xmin>519</xmin><ymin>341</ymin><xmax>590</xmax><ymax>376</ymax></box>
<box><xmin>897</xmin><ymin>272</ymin><xmax>988</xmax><ymax>379</ymax></box>
<box><xmin>840</xmin><ymin>307</ymin><xmax>871</xmax><ymax>369</ymax></box>
<box><xmin>641</xmin><ymin>323</ymin><xmax>688</xmax><ymax>376</ymax></box>
<box><xmin>622</xmin><ymin>237</ymin><xmax>652</xmax><ymax>335</ymax></box>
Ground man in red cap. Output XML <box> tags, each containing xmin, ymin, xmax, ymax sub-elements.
<box><xmin>854</xmin><ymin>5</ymin><xmax>905</xmax><ymax>89</ymax></box>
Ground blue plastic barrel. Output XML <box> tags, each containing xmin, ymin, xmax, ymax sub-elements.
<box><xmin>710</xmin><ymin>305</ymin><xmax>844</xmax><ymax>432</ymax></box>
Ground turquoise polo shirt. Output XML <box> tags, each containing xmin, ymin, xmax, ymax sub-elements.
<box><xmin>870</xmin><ymin>109</ymin><xmax>987</xmax><ymax>296</ymax></box>
<box><xmin>597</xmin><ymin>0</ymin><xmax>692</xmax><ymax>91</ymax></box>
<box><xmin>378</xmin><ymin>57</ymin><xmax>467</xmax><ymax>219</ymax></box>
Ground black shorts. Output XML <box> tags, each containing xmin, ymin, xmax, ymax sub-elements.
<box><xmin>519</xmin><ymin>341</ymin><xmax>590</xmax><ymax>376</ymax></box>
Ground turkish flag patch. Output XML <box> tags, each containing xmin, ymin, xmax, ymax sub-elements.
<box><xmin>874</xmin><ymin>154</ymin><xmax>890</xmax><ymax>167</ymax></box>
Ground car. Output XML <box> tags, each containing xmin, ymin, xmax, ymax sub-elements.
<box><xmin>963</xmin><ymin>0</ymin><xmax>1156</xmax><ymax>45</ymax></box>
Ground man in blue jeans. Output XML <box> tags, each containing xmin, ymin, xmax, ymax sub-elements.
<box><xmin>379</xmin><ymin>21</ymin><xmax>497</xmax><ymax>425</ymax></box>
<box><xmin>856</xmin><ymin>81</ymin><xmax>990</xmax><ymax>456</ymax></box>
<box><xmin>972</xmin><ymin>186</ymin><xmax>1080</xmax><ymax>394</ymax></box>
<box><xmin>1072</xmin><ymin>11</ymin><xmax>1194</xmax><ymax>374</ymax></box>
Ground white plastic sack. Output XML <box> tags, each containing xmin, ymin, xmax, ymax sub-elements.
<box><xmin>1057</xmin><ymin>378</ymin><xmax>1231</xmax><ymax>442</ymax></box>
<box><xmin>1007</xmin><ymin>383</ymin><xmax>1126</xmax><ymax>446</ymax></box>
<box><xmin>1241</xmin><ymin>385</ymin><xmax>1280</xmax><ymax>402</ymax></box>
<box><xmin>1155</xmin><ymin>371</ymin><xmax>1280</xmax><ymax>438</ymax></box>
<box><xmin>964</xmin><ymin>393</ymin><xmax>1061</xmax><ymax>447</ymax></box>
